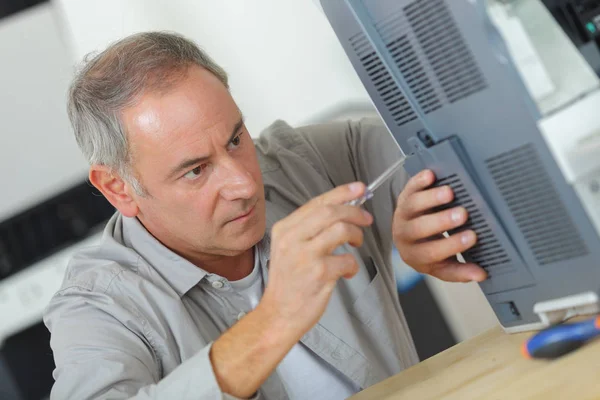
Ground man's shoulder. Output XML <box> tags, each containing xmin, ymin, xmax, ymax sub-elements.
<box><xmin>255</xmin><ymin>118</ymin><xmax>353</xmax><ymax>150</ymax></box>
<box><xmin>254</xmin><ymin>119</ymin><xmax>346</xmax><ymax>174</ymax></box>
<box><xmin>42</xmin><ymin>240</ymin><xmax>139</xmax><ymax>330</ymax></box>
<box><xmin>254</xmin><ymin>117</ymin><xmax>385</xmax><ymax>168</ymax></box>
<box><xmin>54</xmin><ymin>213</ymin><xmax>156</xmax><ymax>295</ymax></box>
<box><xmin>56</xmin><ymin>241</ymin><xmax>140</xmax><ymax>295</ymax></box>
<box><xmin>253</xmin><ymin>120</ymin><xmax>305</xmax><ymax>171</ymax></box>
<box><xmin>255</xmin><ymin>116</ymin><xmax>383</xmax><ymax>142</ymax></box>
<box><xmin>42</xmin><ymin>231</ymin><xmax>169</xmax><ymax>334</ymax></box>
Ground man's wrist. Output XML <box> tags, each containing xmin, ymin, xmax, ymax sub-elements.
<box><xmin>253</xmin><ymin>299</ymin><xmax>303</xmax><ymax>350</ymax></box>
<box><xmin>210</xmin><ymin>298</ymin><xmax>302</xmax><ymax>398</ymax></box>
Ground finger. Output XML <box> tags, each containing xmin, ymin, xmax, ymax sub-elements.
<box><xmin>406</xmin><ymin>229</ymin><xmax>477</xmax><ymax>265</ymax></box>
<box><xmin>397</xmin><ymin>170</ymin><xmax>436</xmax><ymax>205</ymax></box>
<box><xmin>312</xmin><ymin>221</ymin><xmax>364</xmax><ymax>254</ymax></box>
<box><xmin>283</xmin><ymin>182</ymin><xmax>367</xmax><ymax>229</ymax></box>
<box><xmin>396</xmin><ymin>185</ymin><xmax>454</xmax><ymax>220</ymax></box>
<box><xmin>292</xmin><ymin>205</ymin><xmax>372</xmax><ymax>241</ymax></box>
<box><xmin>324</xmin><ymin>253</ymin><xmax>359</xmax><ymax>280</ymax></box>
<box><xmin>430</xmin><ymin>260</ymin><xmax>487</xmax><ymax>282</ymax></box>
<box><xmin>397</xmin><ymin>207</ymin><xmax>468</xmax><ymax>242</ymax></box>
<box><xmin>310</xmin><ymin>182</ymin><xmax>367</xmax><ymax>207</ymax></box>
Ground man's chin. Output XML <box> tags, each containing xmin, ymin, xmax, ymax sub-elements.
<box><xmin>223</xmin><ymin>223</ymin><xmax>266</xmax><ymax>252</ymax></box>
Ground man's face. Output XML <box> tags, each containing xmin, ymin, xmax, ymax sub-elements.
<box><xmin>121</xmin><ymin>66</ymin><xmax>266</xmax><ymax>260</ymax></box>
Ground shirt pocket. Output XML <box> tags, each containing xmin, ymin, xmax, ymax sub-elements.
<box><xmin>349</xmin><ymin>268</ymin><xmax>398</xmax><ymax>356</ymax></box>
<box><xmin>347</xmin><ymin>256</ymin><xmax>383</xmax><ymax>322</ymax></box>
<box><xmin>349</xmin><ymin>256</ymin><xmax>393</xmax><ymax>326</ymax></box>
<box><xmin>349</xmin><ymin>270</ymin><xmax>387</xmax><ymax>328</ymax></box>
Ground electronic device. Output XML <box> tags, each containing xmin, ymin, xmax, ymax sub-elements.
<box><xmin>320</xmin><ymin>0</ymin><xmax>600</xmax><ymax>333</ymax></box>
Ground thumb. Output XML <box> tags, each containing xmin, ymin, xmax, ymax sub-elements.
<box><xmin>431</xmin><ymin>261</ymin><xmax>487</xmax><ymax>282</ymax></box>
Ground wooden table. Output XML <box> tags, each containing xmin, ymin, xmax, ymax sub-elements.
<box><xmin>351</xmin><ymin>322</ymin><xmax>600</xmax><ymax>399</ymax></box>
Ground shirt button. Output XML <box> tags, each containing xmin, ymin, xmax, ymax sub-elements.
<box><xmin>211</xmin><ymin>280</ymin><xmax>225</xmax><ymax>289</ymax></box>
<box><xmin>237</xmin><ymin>311</ymin><xmax>246</xmax><ymax>320</ymax></box>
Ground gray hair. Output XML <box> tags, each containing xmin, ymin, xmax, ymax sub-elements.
<box><xmin>67</xmin><ymin>31</ymin><xmax>229</xmax><ymax>196</ymax></box>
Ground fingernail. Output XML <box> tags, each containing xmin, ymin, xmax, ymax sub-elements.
<box><xmin>438</xmin><ymin>187</ymin><xmax>451</xmax><ymax>202</ymax></box>
<box><xmin>475</xmin><ymin>272</ymin><xmax>487</xmax><ymax>282</ymax></box>
<box><xmin>451</xmin><ymin>208</ymin><xmax>464</xmax><ymax>223</ymax></box>
<box><xmin>421</xmin><ymin>170</ymin><xmax>431</xmax><ymax>183</ymax></box>
<box><xmin>362</xmin><ymin>209</ymin><xmax>372</xmax><ymax>219</ymax></box>
<box><xmin>349</xmin><ymin>182</ymin><xmax>363</xmax><ymax>193</ymax></box>
<box><xmin>471</xmin><ymin>271</ymin><xmax>486</xmax><ymax>282</ymax></box>
<box><xmin>461</xmin><ymin>231</ymin><xmax>474</xmax><ymax>245</ymax></box>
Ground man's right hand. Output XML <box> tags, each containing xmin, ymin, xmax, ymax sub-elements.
<box><xmin>210</xmin><ymin>182</ymin><xmax>372</xmax><ymax>398</ymax></box>
<box><xmin>261</xmin><ymin>181</ymin><xmax>373</xmax><ymax>337</ymax></box>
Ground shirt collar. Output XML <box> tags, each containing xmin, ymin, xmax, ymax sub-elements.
<box><xmin>256</xmin><ymin>232</ymin><xmax>271</xmax><ymax>264</ymax></box>
<box><xmin>120</xmin><ymin>214</ymin><xmax>271</xmax><ymax>297</ymax></box>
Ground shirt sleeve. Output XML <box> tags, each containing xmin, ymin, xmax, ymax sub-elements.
<box><xmin>295</xmin><ymin>117</ymin><xmax>409</xmax><ymax>255</ymax></box>
<box><xmin>44</xmin><ymin>286</ymin><xmax>258</xmax><ymax>400</ymax></box>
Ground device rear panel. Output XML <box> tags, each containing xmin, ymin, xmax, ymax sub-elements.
<box><xmin>321</xmin><ymin>0</ymin><xmax>600</xmax><ymax>328</ymax></box>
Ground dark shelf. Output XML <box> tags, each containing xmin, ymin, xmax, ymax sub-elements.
<box><xmin>0</xmin><ymin>181</ymin><xmax>115</xmax><ymax>282</ymax></box>
<box><xmin>0</xmin><ymin>0</ymin><xmax>48</xmax><ymax>21</ymax></box>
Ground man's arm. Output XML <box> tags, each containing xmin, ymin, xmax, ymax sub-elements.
<box><xmin>211</xmin><ymin>182</ymin><xmax>373</xmax><ymax>397</ymax></box>
<box><xmin>47</xmin><ymin>284</ymin><xmax>295</xmax><ymax>400</ymax></box>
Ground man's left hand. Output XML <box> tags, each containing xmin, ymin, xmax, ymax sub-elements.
<box><xmin>392</xmin><ymin>169</ymin><xmax>488</xmax><ymax>282</ymax></box>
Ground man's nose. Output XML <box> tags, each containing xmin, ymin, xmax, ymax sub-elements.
<box><xmin>217</xmin><ymin>159</ymin><xmax>257</xmax><ymax>201</ymax></box>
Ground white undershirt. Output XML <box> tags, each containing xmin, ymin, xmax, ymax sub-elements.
<box><xmin>229</xmin><ymin>251</ymin><xmax>360</xmax><ymax>400</ymax></box>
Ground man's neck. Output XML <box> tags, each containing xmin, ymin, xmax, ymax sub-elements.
<box><xmin>136</xmin><ymin>218</ymin><xmax>256</xmax><ymax>281</ymax></box>
<box><xmin>192</xmin><ymin>247</ymin><xmax>255</xmax><ymax>281</ymax></box>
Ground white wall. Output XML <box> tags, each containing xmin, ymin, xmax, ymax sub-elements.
<box><xmin>54</xmin><ymin>0</ymin><xmax>374</xmax><ymax>136</ymax></box>
<box><xmin>0</xmin><ymin>3</ymin><xmax>88</xmax><ymax>221</ymax></box>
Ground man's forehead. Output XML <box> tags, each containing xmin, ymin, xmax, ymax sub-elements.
<box><xmin>125</xmin><ymin>112</ymin><xmax>245</xmax><ymax>183</ymax></box>
<box><xmin>131</xmin><ymin>106</ymin><xmax>162</xmax><ymax>137</ymax></box>
<box><xmin>123</xmin><ymin>70</ymin><xmax>240</xmax><ymax>156</ymax></box>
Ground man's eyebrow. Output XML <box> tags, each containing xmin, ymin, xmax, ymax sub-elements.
<box><xmin>167</xmin><ymin>116</ymin><xmax>246</xmax><ymax>180</ymax></box>
<box><xmin>227</xmin><ymin>115</ymin><xmax>246</xmax><ymax>144</ymax></box>
<box><xmin>167</xmin><ymin>156</ymin><xmax>209</xmax><ymax>179</ymax></box>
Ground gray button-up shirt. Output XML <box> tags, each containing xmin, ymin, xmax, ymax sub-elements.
<box><xmin>44</xmin><ymin>118</ymin><xmax>419</xmax><ymax>399</ymax></box>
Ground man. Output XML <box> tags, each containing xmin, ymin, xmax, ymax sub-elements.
<box><xmin>44</xmin><ymin>32</ymin><xmax>486</xmax><ymax>400</ymax></box>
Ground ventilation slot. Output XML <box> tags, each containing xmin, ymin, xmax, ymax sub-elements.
<box><xmin>405</xmin><ymin>0</ymin><xmax>487</xmax><ymax>104</ymax></box>
<box><xmin>434</xmin><ymin>175</ymin><xmax>513</xmax><ymax>276</ymax></box>
<box><xmin>350</xmin><ymin>33</ymin><xmax>417</xmax><ymax>127</ymax></box>
<box><xmin>374</xmin><ymin>12</ymin><xmax>442</xmax><ymax>114</ymax></box>
<box><xmin>487</xmin><ymin>144</ymin><xmax>589</xmax><ymax>265</ymax></box>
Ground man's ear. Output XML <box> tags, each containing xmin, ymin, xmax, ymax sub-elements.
<box><xmin>89</xmin><ymin>165</ymin><xmax>140</xmax><ymax>218</ymax></box>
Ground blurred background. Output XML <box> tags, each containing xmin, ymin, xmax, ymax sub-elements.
<box><xmin>12</xmin><ymin>0</ymin><xmax>593</xmax><ymax>398</ymax></box>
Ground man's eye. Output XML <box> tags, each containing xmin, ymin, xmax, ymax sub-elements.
<box><xmin>183</xmin><ymin>165</ymin><xmax>205</xmax><ymax>180</ymax></box>
<box><xmin>228</xmin><ymin>133</ymin><xmax>243</xmax><ymax>150</ymax></box>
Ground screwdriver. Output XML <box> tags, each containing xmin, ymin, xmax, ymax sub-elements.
<box><xmin>522</xmin><ymin>316</ymin><xmax>600</xmax><ymax>359</ymax></box>
<box><xmin>347</xmin><ymin>156</ymin><xmax>408</xmax><ymax>207</ymax></box>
